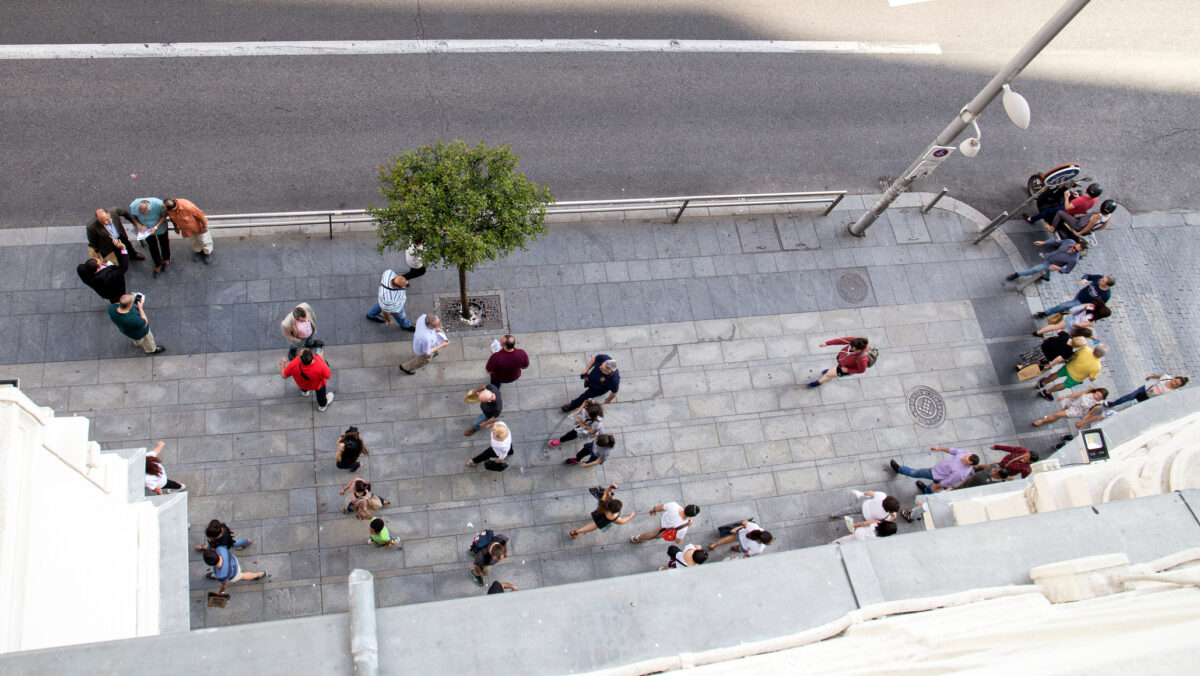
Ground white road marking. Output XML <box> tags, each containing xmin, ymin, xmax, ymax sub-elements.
<box><xmin>0</xmin><ymin>38</ymin><xmax>941</xmax><ymax>60</ymax></box>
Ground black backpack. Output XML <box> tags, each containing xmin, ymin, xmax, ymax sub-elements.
<box><xmin>468</xmin><ymin>529</ymin><xmax>495</xmax><ymax>554</ymax></box>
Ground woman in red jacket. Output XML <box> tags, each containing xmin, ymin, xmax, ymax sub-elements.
<box><xmin>808</xmin><ymin>337</ymin><xmax>870</xmax><ymax>388</ymax></box>
<box><xmin>280</xmin><ymin>348</ymin><xmax>334</xmax><ymax>411</ymax></box>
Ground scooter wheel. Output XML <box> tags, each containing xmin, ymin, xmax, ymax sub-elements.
<box><xmin>1027</xmin><ymin>174</ymin><xmax>1045</xmax><ymax>196</ymax></box>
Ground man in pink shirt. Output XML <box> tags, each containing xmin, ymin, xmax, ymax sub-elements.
<box><xmin>889</xmin><ymin>446</ymin><xmax>979</xmax><ymax>494</ymax></box>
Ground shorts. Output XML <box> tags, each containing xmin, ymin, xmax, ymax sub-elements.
<box><xmin>1054</xmin><ymin>366</ymin><xmax>1083</xmax><ymax>389</ymax></box>
<box><xmin>836</xmin><ymin>366</ymin><xmax>850</xmax><ymax>377</ymax></box>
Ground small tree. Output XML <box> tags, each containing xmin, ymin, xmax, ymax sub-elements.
<box><xmin>369</xmin><ymin>141</ymin><xmax>553</xmax><ymax>321</ymax></box>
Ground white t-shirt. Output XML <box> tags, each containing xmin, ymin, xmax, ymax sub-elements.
<box><xmin>1146</xmin><ymin>375</ymin><xmax>1177</xmax><ymax>398</ymax></box>
<box><xmin>145</xmin><ymin>449</ymin><xmax>167</xmax><ymax>490</ymax></box>
<box><xmin>490</xmin><ymin>432</ymin><xmax>512</xmax><ymax>459</ymax></box>
<box><xmin>659</xmin><ymin>502</ymin><xmax>692</xmax><ymax>540</ymax></box>
<box><xmin>852</xmin><ymin>525</ymin><xmax>878</xmax><ymax>541</ymax></box>
<box><xmin>737</xmin><ymin>522</ymin><xmax>767</xmax><ymax>557</ymax></box>
<box><xmin>862</xmin><ymin>492</ymin><xmax>892</xmax><ymax>521</ymax></box>
<box><xmin>673</xmin><ymin>544</ymin><xmax>701</xmax><ymax>567</ymax></box>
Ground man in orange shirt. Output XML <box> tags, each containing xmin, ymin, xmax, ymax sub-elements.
<box><xmin>164</xmin><ymin>198</ymin><xmax>213</xmax><ymax>264</ymax></box>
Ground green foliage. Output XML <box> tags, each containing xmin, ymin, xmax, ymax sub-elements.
<box><xmin>368</xmin><ymin>141</ymin><xmax>553</xmax><ymax>273</ymax></box>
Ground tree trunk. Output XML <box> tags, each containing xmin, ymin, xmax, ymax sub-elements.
<box><xmin>458</xmin><ymin>265</ymin><xmax>470</xmax><ymax>320</ymax></box>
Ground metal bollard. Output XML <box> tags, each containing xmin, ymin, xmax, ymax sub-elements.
<box><xmin>348</xmin><ymin>569</ymin><xmax>378</xmax><ymax>676</ymax></box>
<box><xmin>921</xmin><ymin>188</ymin><xmax>949</xmax><ymax>214</ymax></box>
<box><xmin>973</xmin><ymin>211</ymin><xmax>1010</xmax><ymax>245</ymax></box>
<box><xmin>671</xmin><ymin>199</ymin><xmax>690</xmax><ymax>224</ymax></box>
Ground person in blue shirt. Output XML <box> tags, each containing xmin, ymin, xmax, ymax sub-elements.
<box><xmin>130</xmin><ymin>197</ymin><xmax>172</xmax><ymax>277</ymax></box>
<box><xmin>1037</xmin><ymin>274</ymin><xmax>1115</xmax><ymax>318</ymax></box>
<box><xmin>1005</xmin><ymin>238</ymin><xmax>1085</xmax><ymax>282</ymax></box>
<box><xmin>561</xmin><ymin>354</ymin><xmax>620</xmax><ymax>412</ymax></box>
<box><xmin>202</xmin><ymin>545</ymin><xmax>267</xmax><ymax>593</ymax></box>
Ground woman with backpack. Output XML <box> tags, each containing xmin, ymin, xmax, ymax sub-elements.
<box><xmin>335</xmin><ymin>426</ymin><xmax>368</xmax><ymax>471</ymax></box>
<box><xmin>339</xmin><ymin>477</ymin><xmax>389</xmax><ymax>519</ymax></box>
<box><xmin>568</xmin><ymin>484</ymin><xmax>636</xmax><ymax>539</ymax></box>
<box><xmin>808</xmin><ymin>337</ymin><xmax>873</xmax><ymax>388</ymax></box>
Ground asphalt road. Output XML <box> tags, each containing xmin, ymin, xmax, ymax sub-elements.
<box><xmin>2</xmin><ymin>0</ymin><xmax>1198</xmax><ymax>227</ymax></box>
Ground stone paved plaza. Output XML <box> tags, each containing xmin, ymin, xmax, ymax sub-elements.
<box><xmin>2</xmin><ymin>196</ymin><xmax>1198</xmax><ymax>628</ymax></box>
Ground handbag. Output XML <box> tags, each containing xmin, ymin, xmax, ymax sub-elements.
<box><xmin>660</xmin><ymin>528</ymin><xmax>678</xmax><ymax>542</ymax></box>
<box><xmin>1017</xmin><ymin>363</ymin><xmax>1043</xmax><ymax>381</ymax></box>
<box><xmin>1046</xmin><ymin>312</ymin><xmax>1064</xmax><ymax>324</ymax></box>
<box><xmin>87</xmin><ymin>245</ymin><xmax>119</xmax><ymax>267</ymax></box>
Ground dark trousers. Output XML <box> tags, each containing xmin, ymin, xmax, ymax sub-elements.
<box><xmin>314</xmin><ymin>385</ymin><xmax>328</xmax><ymax>408</ymax></box>
<box><xmin>559</xmin><ymin>429</ymin><xmax>579</xmax><ymax>443</ymax></box>
<box><xmin>472</xmin><ymin>446</ymin><xmax>514</xmax><ymax>464</ymax></box>
<box><xmin>575</xmin><ymin>444</ymin><xmax>597</xmax><ymax>463</ymax></box>
<box><xmin>164</xmin><ymin>478</ymin><xmax>182</xmax><ymax>490</ymax></box>
<box><xmin>567</xmin><ymin>386</ymin><xmax>609</xmax><ymax>411</ymax></box>
<box><xmin>335</xmin><ymin>457</ymin><xmax>361</xmax><ymax>471</ymax></box>
<box><xmin>288</xmin><ymin>337</ymin><xmax>321</xmax><ymax>360</ymax></box>
<box><xmin>402</xmin><ymin>266</ymin><xmax>426</xmax><ymax>280</ymax></box>
<box><xmin>146</xmin><ymin>231</ymin><xmax>171</xmax><ymax>267</ymax></box>
<box><xmin>115</xmin><ymin>233</ymin><xmax>136</xmax><ymax>270</ymax></box>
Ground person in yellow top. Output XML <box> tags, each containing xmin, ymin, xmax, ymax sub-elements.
<box><xmin>1037</xmin><ymin>343</ymin><xmax>1107</xmax><ymax>399</ymax></box>
<box><xmin>164</xmin><ymin>197</ymin><xmax>213</xmax><ymax>264</ymax></box>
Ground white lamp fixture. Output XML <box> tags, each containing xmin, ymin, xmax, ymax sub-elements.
<box><xmin>1002</xmin><ymin>83</ymin><xmax>1031</xmax><ymax>130</ymax></box>
<box><xmin>959</xmin><ymin>119</ymin><xmax>982</xmax><ymax>158</ymax></box>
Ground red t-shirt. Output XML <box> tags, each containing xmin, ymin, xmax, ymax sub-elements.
<box><xmin>828</xmin><ymin>337</ymin><xmax>869</xmax><ymax>374</ymax></box>
<box><xmin>283</xmin><ymin>354</ymin><xmax>331</xmax><ymax>390</ymax></box>
<box><xmin>485</xmin><ymin>349</ymin><xmax>530</xmax><ymax>383</ymax></box>
<box><xmin>1066</xmin><ymin>194</ymin><xmax>1096</xmax><ymax>216</ymax></box>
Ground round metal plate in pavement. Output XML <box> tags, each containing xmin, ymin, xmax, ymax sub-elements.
<box><xmin>906</xmin><ymin>385</ymin><xmax>946</xmax><ymax>428</ymax></box>
<box><xmin>836</xmin><ymin>272</ymin><xmax>869</xmax><ymax>304</ymax></box>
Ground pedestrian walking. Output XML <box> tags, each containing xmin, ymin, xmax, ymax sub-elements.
<box><xmin>202</xmin><ymin>546</ymin><xmax>267</xmax><ymax>593</ymax></box>
<box><xmin>954</xmin><ymin>465</ymin><xmax>1013</xmax><ymax>490</ymax></box>
<box><xmin>568</xmin><ymin>484</ymin><xmax>636</xmax><ymax>539</ymax></box>
<box><xmin>1034</xmin><ymin>388</ymin><xmax>1109</xmax><ymax>428</ymax></box>
<box><xmin>1033</xmin><ymin>301</ymin><xmax>1109</xmax><ymax>337</ymax></box>
<box><xmin>549</xmin><ymin>401</ymin><xmax>604</xmax><ymax>448</ymax></box>
<box><xmin>335</xmin><ymin>426</ymin><xmax>368</xmax><ymax>471</ymax></box>
<box><xmin>109</xmin><ymin>293</ymin><xmax>166</xmax><ymax>355</ymax></box>
<box><xmin>365</xmin><ymin>269</ymin><xmax>414</xmax><ymax>330</ymax></box>
<box><xmin>194</xmin><ymin>519</ymin><xmax>251</xmax><ymax>552</ymax></box>
<box><xmin>465</xmin><ymin>421</ymin><xmax>513</xmax><ymax>470</ymax></box>
<box><xmin>1035</xmin><ymin>344</ymin><xmax>1108</xmax><ymax>399</ymax></box>
<box><xmin>1105</xmin><ymin>374</ymin><xmax>1189</xmax><ymax>410</ymax></box>
<box><xmin>340</xmin><ymin>477</ymin><xmax>389</xmax><ymax>520</ymax></box>
<box><xmin>485</xmin><ymin>334</ymin><xmax>529</xmax><ymax>387</ymax></box>
<box><xmin>986</xmin><ymin>445</ymin><xmax>1039</xmax><ymax>479</ymax></box>
<box><xmin>399</xmin><ymin>314</ymin><xmax>448</xmax><ymax>375</ymax></box>
<box><xmin>562</xmin><ymin>434</ymin><xmax>616</xmax><ymax>468</ymax></box>
<box><xmin>130</xmin><ymin>197</ymin><xmax>171</xmax><ymax>277</ymax></box>
<box><xmin>463</xmin><ymin>384</ymin><xmax>502</xmax><ymax>436</ymax></box>
<box><xmin>280</xmin><ymin>303</ymin><xmax>321</xmax><ymax>360</ymax></box>
<box><xmin>708</xmin><ymin>520</ymin><xmax>773</xmax><ymax>558</ymax></box>
<box><xmin>470</xmin><ymin>531</ymin><xmax>509</xmax><ymax>586</ymax></box>
<box><xmin>888</xmin><ymin>446</ymin><xmax>979</xmax><ymax>495</ymax></box>
<box><xmin>163</xmin><ymin>198</ymin><xmax>213</xmax><ymax>264</ymax></box>
<box><xmin>280</xmin><ymin>348</ymin><xmax>334</xmax><ymax>411</ymax></box>
<box><xmin>831</xmin><ymin>520</ymin><xmax>897</xmax><ymax>544</ymax></box>
<box><xmin>403</xmin><ymin>244</ymin><xmax>426</xmax><ymax>280</ymax></box>
<box><xmin>1037</xmin><ymin>275</ymin><xmax>1115</xmax><ymax>319</ymax></box>
<box><xmin>829</xmin><ymin>489</ymin><xmax>900</xmax><ymax>522</ymax></box>
<box><xmin>561</xmin><ymin>354</ymin><xmax>620</xmax><ymax>411</ymax></box>
<box><xmin>631</xmin><ymin>502</ymin><xmax>699</xmax><ymax>544</ymax></box>
<box><xmin>660</xmin><ymin>544</ymin><xmax>707</xmax><ymax>569</ymax></box>
<box><xmin>1047</xmin><ymin>200</ymin><xmax>1116</xmax><ymax>240</ymax></box>
<box><xmin>144</xmin><ymin>440</ymin><xmax>185</xmax><ymax>494</ymax></box>
<box><xmin>77</xmin><ymin>256</ymin><xmax>126</xmax><ymax>303</ymax></box>
<box><xmin>808</xmin><ymin>337</ymin><xmax>871</xmax><ymax>388</ymax></box>
<box><xmin>1004</xmin><ymin>238</ymin><xmax>1085</xmax><ymax>282</ymax></box>
<box><xmin>1016</xmin><ymin>329</ymin><xmax>1091</xmax><ymax>373</ymax></box>
<box><xmin>487</xmin><ymin>581</ymin><xmax>519</xmax><ymax>594</ymax></box>
<box><xmin>86</xmin><ymin>206</ymin><xmax>143</xmax><ymax>271</ymax></box>
<box><xmin>367</xmin><ymin>518</ymin><xmax>402</xmax><ymax>549</ymax></box>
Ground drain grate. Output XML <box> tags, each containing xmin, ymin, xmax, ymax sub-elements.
<box><xmin>836</xmin><ymin>272</ymin><xmax>869</xmax><ymax>304</ymax></box>
<box><xmin>906</xmin><ymin>385</ymin><xmax>947</xmax><ymax>428</ymax></box>
<box><xmin>435</xmin><ymin>293</ymin><xmax>506</xmax><ymax>332</ymax></box>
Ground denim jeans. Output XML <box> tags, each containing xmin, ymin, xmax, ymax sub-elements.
<box><xmin>1044</xmin><ymin>298</ymin><xmax>1084</xmax><ymax>315</ymax></box>
<box><xmin>567</xmin><ymin>386</ymin><xmax>611</xmax><ymax>411</ymax></box>
<box><xmin>470</xmin><ymin>412</ymin><xmax>490</xmax><ymax>430</ymax></box>
<box><xmin>231</xmin><ymin>537</ymin><xmax>250</xmax><ymax>549</ymax></box>
<box><xmin>1107</xmin><ymin>386</ymin><xmax>1147</xmax><ymax>408</ymax></box>
<box><xmin>897</xmin><ymin>466</ymin><xmax>935</xmax><ymax>489</ymax></box>
<box><xmin>1016</xmin><ymin>260</ymin><xmax>1052</xmax><ymax>278</ymax></box>
<box><xmin>287</xmin><ymin>336</ymin><xmax>320</xmax><ymax>360</ymax></box>
<box><xmin>366</xmin><ymin>303</ymin><xmax>412</xmax><ymax>328</ymax></box>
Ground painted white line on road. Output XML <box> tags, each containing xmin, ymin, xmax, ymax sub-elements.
<box><xmin>0</xmin><ymin>38</ymin><xmax>942</xmax><ymax>60</ymax></box>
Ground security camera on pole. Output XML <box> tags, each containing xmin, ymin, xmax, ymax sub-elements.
<box><xmin>848</xmin><ymin>0</ymin><xmax>1092</xmax><ymax>237</ymax></box>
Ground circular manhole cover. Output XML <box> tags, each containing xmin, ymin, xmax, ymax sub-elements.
<box><xmin>906</xmin><ymin>385</ymin><xmax>946</xmax><ymax>428</ymax></box>
<box><xmin>836</xmin><ymin>272</ymin><xmax>869</xmax><ymax>304</ymax></box>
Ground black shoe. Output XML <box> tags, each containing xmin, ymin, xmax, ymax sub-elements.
<box><xmin>399</xmin><ymin>366</ymin><xmax>414</xmax><ymax>375</ymax></box>
<box><xmin>915</xmin><ymin>480</ymin><xmax>929</xmax><ymax>493</ymax></box>
<box><xmin>1041</xmin><ymin>272</ymin><xmax>1051</xmax><ymax>281</ymax></box>
<box><xmin>402</xmin><ymin>325</ymin><xmax>416</xmax><ymax>333</ymax></box>
<box><xmin>351</xmin><ymin>462</ymin><xmax>361</xmax><ymax>471</ymax></box>
<box><xmin>1038</xmin><ymin>390</ymin><xmax>1053</xmax><ymax>401</ymax></box>
<box><xmin>1060</xmin><ymin>434</ymin><xmax>1073</xmax><ymax>442</ymax></box>
<box><xmin>152</xmin><ymin>269</ymin><xmax>160</xmax><ymax>279</ymax></box>
<box><xmin>366</xmin><ymin>315</ymin><xmax>386</xmax><ymax>323</ymax></box>
<box><xmin>1005</xmin><ymin>273</ymin><xmax>1018</xmax><ymax>281</ymax></box>
<box><xmin>203</xmin><ymin>253</ymin><xmax>213</xmax><ymax>265</ymax></box>
<box><xmin>1034</xmin><ymin>311</ymin><xmax>1047</xmax><ymax>319</ymax></box>
<box><xmin>588</xmin><ymin>486</ymin><xmax>604</xmax><ymax>500</ymax></box>
<box><xmin>889</xmin><ymin>459</ymin><xmax>900</xmax><ymax>473</ymax></box>
<box><xmin>152</xmin><ymin>346</ymin><xmax>166</xmax><ymax>354</ymax></box>
<box><xmin>1033</xmin><ymin>332</ymin><xmax>1042</xmax><ymax>337</ymax></box>
<box><xmin>560</xmin><ymin>404</ymin><xmax>573</xmax><ymax>413</ymax></box>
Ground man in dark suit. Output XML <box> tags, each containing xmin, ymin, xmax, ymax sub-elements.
<box><xmin>77</xmin><ymin>257</ymin><xmax>127</xmax><ymax>303</ymax></box>
<box><xmin>86</xmin><ymin>207</ymin><xmax>144</xmax><ymax>270</ymax></box>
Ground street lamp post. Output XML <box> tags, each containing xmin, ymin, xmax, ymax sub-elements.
<box><xmin>848</xmin><ymin>0</ymin><xmax>1093</xmax><ymax>237</ymax></box>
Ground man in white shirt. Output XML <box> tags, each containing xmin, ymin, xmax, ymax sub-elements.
<box><xmin>630</xmin><ymin>501</ymin><xmax>699</xmax><ymax>543</ymax></box>
<box><xmin>829</xmin><ymin>489</ymin><xmax>900</xmax><ymax>522</ymax></box>
<box><xmin>399</xmin><ymin>314</ymin><xmax>449</xmax><ymax>375</ymax></box>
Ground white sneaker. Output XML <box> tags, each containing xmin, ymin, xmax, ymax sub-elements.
<box><xmin>843</xmin><ymin>516</ymin><xmax>856</xmax><ymax>534</ymax></box>
<box><xmin>850</xmin><ymin>489</ymin><xmax>865</xmax><ymax>500</ymax></box>
<box><xmin>318</xmin><ymin>392</ymin><xmax>334</xmax><ymax>412</ymax></box>
<box><xmin>301</xmin><ymin>390</ymin><xmax>312</xmax><ymax>397</ymax></box>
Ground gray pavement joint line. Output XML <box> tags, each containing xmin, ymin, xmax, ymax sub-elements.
<box><xmin>0</xmin><ymin>39</ymin><xmax>944</xmax><ymax>60</ymax></box>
